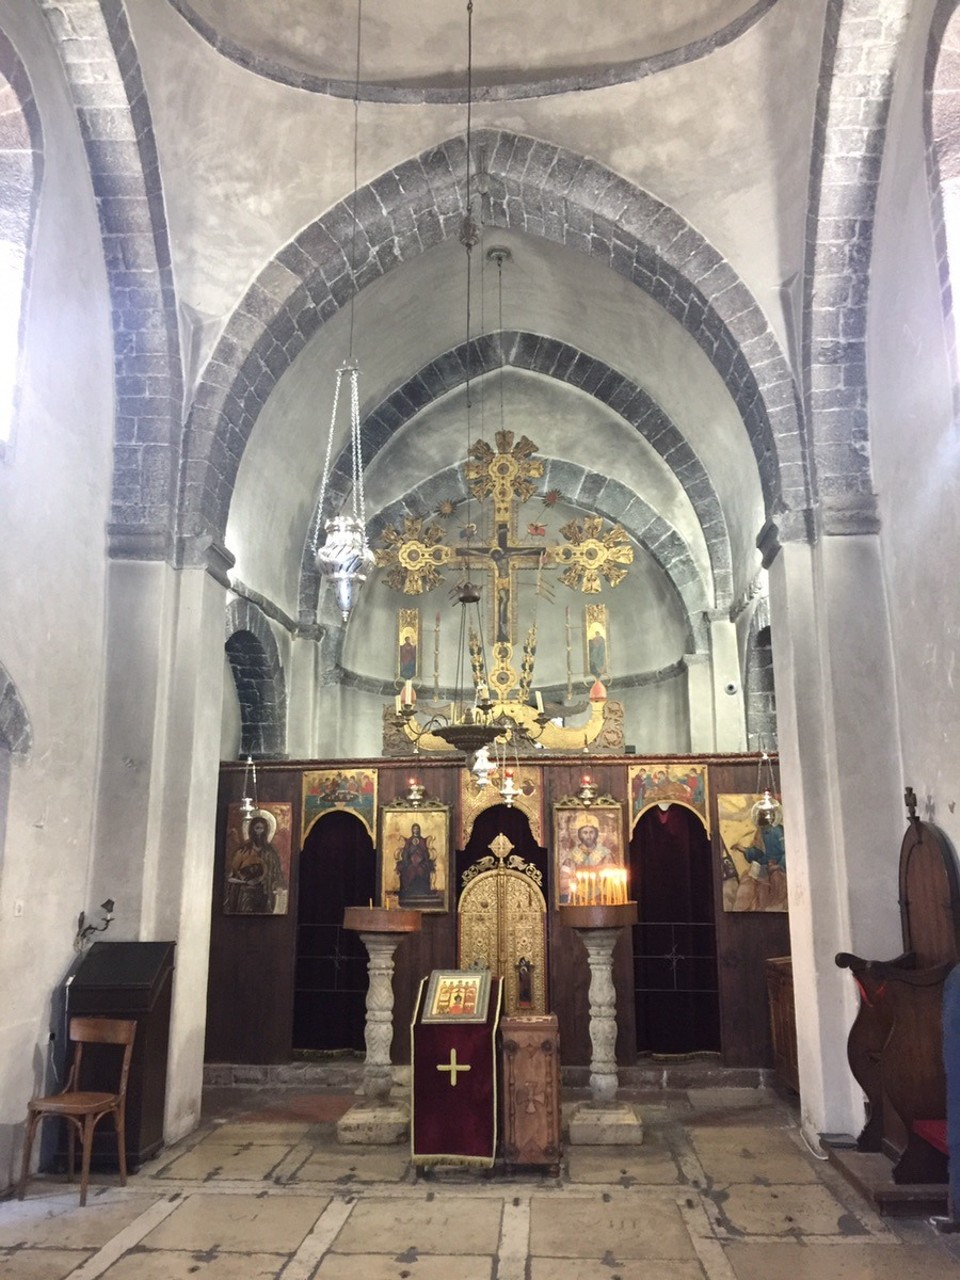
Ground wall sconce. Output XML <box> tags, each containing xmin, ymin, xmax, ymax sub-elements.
<box><xmin>74</xmin><ymin>899</ymin><xmax>115</xmax><ymax>952</ymax></box>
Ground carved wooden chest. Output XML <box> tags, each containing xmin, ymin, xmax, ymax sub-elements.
<box><xmin>500</xmin><ymin>1013</ymin><xmax>562</xmax><ymax>1169</ymax></box>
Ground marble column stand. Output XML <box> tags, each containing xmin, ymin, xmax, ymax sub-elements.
<box><xmin>560</xmin><ymin>902</ymin><xmax>644</xmax><ymax>1145</ymax></box>
<box><xmin>337</xmin><ymin>906</ymin><xmax>420</xmax><ymax>1145</ymax></box>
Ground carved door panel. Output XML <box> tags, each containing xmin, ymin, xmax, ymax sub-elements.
<box><xmin>458</xmin><ymin>833</ymin><xmax>548</xmax><ymax>1016</ymax></box>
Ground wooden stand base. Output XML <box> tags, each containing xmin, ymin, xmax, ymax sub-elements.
<box><xmin>501</xmin><ymin>1014</ymin><xmax>561</xmax><ymax>1169</ymax></box>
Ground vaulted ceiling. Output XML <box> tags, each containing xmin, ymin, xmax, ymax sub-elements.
<box><xmin>121</xmin><ymin>0</ymin><xmax>827</xmax><ymax>683</ymax></box>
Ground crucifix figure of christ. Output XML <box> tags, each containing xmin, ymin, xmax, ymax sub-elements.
<box><xmin>375</xmin><ymin>430</ymin><xmax>634</xmax><ymax>703</ymax></box>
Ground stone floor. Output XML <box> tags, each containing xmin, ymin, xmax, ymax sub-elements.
<box><xmin>3</xmin><ymin>1082</ymin><xmax>960</xmax><ymax>1279</ymax></box>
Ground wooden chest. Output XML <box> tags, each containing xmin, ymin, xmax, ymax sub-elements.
<box><xmin>500</xmin><ymin>1014</ymin><xmax>562</xmax><ymax>1168</ymax></box>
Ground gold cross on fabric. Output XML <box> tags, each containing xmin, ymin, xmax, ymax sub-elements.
<box><xmin>436</xmin><ymin>1048</ymin><xmax>472</xmax><ymax>1086</ymax></box>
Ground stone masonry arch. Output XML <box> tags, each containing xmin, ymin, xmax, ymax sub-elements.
<box><xmin>304</xmin><ymin>458</ymin><xmax>711</xmax><ymax>659</ymax></box>
<box><xmin>925</xmin><ymin>0</ymin><xmax>960</xmax><ymax>420</ymax></box>
<box><xmin>37</xmin><ymin>0</ymin><xmax>183</xmax><ymax>558</ymax></box>
<box><xmin>800</xmin><ymin>0</ymin><xmax>912</xmax><ymax>541</ymax></box>
<box><xmin>224</xmin><ymin>599</ymin><xmax>287</xmax><ymax>758</ymax></box>
<box><xmin>301</xmin><ymin>332</ymin><xmax>733</xmax><ymax>621</ymax></box>
<box><xmin>183</xmin><ymin>129</ymin><xmax>810</xmax><ymax>556</ymax></box>
<box><xmin>743</xmin><ymin>596</ymin><xmax>777</xmax><ymax>752</ymax></box>
<box><xmin>0</xmin><ymin>28</ymin><xmax>42</xmax><ymax>455</ymax></box>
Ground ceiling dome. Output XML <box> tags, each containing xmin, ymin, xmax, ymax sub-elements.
<box><xmin>169</xmin><ymin>0</ymin><xmax>773</xmax><ymax>98</ymax></box>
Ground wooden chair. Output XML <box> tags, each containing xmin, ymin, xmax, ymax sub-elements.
<box><xmin>18</xmin><ymin>1016</ymin><xmax>137</xmax><ymax>1206</ymax></box>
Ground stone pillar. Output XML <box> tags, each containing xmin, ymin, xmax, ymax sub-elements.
<box><xmin>337</xmin><ymin>910</ymin><xmax>419</xmax><ymax>1145</ymax></box>
<box><xmin>708</xmin><ymin>610</ymin><xmax>747</xmax><ymax>751</ymax></box>
<box><xmin>684</xmin><ymin>652</ymin><xmax>714</xmax><ymax>752</ymax></box>
<box><xmin>566</xmin><ymin>923</ymin><xmax>643</xmax><ymax>1145</ymax></box>
<box><xmin>90</xmin><ymin>545</ymin><xmax>231</xmax><ymax>1144</ymax></box>
<box><xmin>582</xmin><ymin>927</ymin><xmax>620</xmax><ymax>1105</ymax></box>
<box><xmin>358</xmin><ymin>931</ymin><xmax>401</xmax><ymax>1103</ymax></box>
<box><xmin>764</xmin><ymin>528</ymin><xmax>903</xmax><ymax>1148</ymax></box>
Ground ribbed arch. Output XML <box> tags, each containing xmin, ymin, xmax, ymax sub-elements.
<box><xmin>37</xmin><ymin>0</ymin><xmax>183</xmax><ymax>556</ymax></box>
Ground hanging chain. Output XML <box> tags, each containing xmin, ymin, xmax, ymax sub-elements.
<box><xmin>316</xmin><ymin>367</ymin><xmax>343</xmax><ymax>535</ymax></box>
<box><xmin>349</xmin><ymin>366</ymin><xmax>366</xmax><ymax>525</ymax></box>
<box><xmin>348</xmin><ymin>0</ymin><xmax>363</xmax><ymax>362</ymax></box>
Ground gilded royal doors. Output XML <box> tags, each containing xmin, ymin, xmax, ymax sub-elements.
<box><xmin>457</xmin><ymin>832</ymin><xmax>548</xmax><ymax>1017</ymax></box>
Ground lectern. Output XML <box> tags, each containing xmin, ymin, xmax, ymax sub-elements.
<box><xmin>66</xmin><ymin>940</ymin><xmax>175</xmax><ymax>1169</ymax></box>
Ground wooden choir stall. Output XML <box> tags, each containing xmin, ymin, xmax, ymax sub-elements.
<box><xmin>835</xmin><ymin>787</ymin><xmax>960</xmax><ymax>1194</ymax></box>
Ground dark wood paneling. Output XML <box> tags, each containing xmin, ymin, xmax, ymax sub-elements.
<box><xmin>206</xmin><ymin>755</ymin><xmax>789</xmax><ymax>1070</ymax></box>
<box><xmin>204</xmin><ymin>768</ymin><xmax>300</xmax><ymax>1064</ymax></box>
<box><xmin>707</xmin><ymin>760</ymin><xmax>791</xmax><ymax>1068</ymax></box>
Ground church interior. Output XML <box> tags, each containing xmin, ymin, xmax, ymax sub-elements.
<box><xmin>4</xmin><ymin>0</ymin><xmax>960</xmax><ymax>1273</ymax></box>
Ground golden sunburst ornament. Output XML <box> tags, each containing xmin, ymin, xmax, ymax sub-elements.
<box><xmin>374</xmin><ymin>516</ymin><xmax>455</xmax><ymax>594</ymax></box>
<box><xmin>554</xmin><ymin>517</ymin><xmax>634</xmax><ymax>593</ymax></box>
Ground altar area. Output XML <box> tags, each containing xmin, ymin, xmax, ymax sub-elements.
<box><xmin>205</xmin><ymin>752</ymin><xmax>789</xmax><ymax>1078</ymax></box>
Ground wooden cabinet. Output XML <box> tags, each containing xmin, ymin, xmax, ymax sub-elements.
<box><xmin>765</xmin><ymin>956</ymin><xmax>799</xmax><ymax>1093</ymax></box>
<box><xmin>501</xmin><ymin>1014</ymin><xmax>562</xmax><ymax>1168</ymax></box>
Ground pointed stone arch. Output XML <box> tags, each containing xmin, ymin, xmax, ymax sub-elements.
<box><xmin>183</xmin><ymin>130</ymin><xmax>809</xmax><ymax>552</ymax></box>
<box><xmin>224</xmin><ymin>599</ymin><xmax>287</xmax><ymax>757</ymax></box>
<box><xmin>305</xmin><ymin>457</ymin><xmax>711</xmax><ymax>662</ymax></box>
<box><xmin>298</xmin><ymin>332</ymin><xmax>732</xmax><ymax>622</ymax></box>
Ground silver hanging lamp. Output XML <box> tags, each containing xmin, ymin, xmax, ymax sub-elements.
<box><xmin>315</xmin><ymin>360</ymin><xmax>373</xmax><ymax>621</ymax></box>
<box><xmin>314</xmin><ymin>0</ymin><xmax>373</xmax><ymax>622</ymax></box>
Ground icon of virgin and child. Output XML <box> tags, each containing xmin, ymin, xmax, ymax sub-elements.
<box><xmin>393</xmin><ymin>820</ymin><xmax>444</xmax><ymax>908</ymax></box>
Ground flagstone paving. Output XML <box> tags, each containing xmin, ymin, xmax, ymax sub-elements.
<box><xmin>3</xmin><ymin>1084</ymin><xmax>960</xmax><ymax>1280</ymax></box>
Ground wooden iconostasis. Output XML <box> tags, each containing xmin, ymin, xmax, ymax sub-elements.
<box><xmin>205</xmin><ymin>755</ymin><xmax>789</xmax><ymax>1069</ymax></box>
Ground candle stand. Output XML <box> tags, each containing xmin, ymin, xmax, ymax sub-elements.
<box><xmin>337</xmin><ymin>905</ymin><xmax>421</xmax><ymax>1144</ymax></box>
<box><xmin>560</xmin><ymin>901</ymin><xmax>644</xmax><ymax>1145</ymax></box>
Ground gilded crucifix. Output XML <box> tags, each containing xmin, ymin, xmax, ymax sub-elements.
<box><xmin>376</xmin><ymin>430</ymin><xmax>633</xmax><ymax>701</ymax></box>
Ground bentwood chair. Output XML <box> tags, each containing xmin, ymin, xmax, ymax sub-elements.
<box><xmin>18</xmin><ymin>1016</ymin><xmax>137</xmax><ymax>1206</ymax></box>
